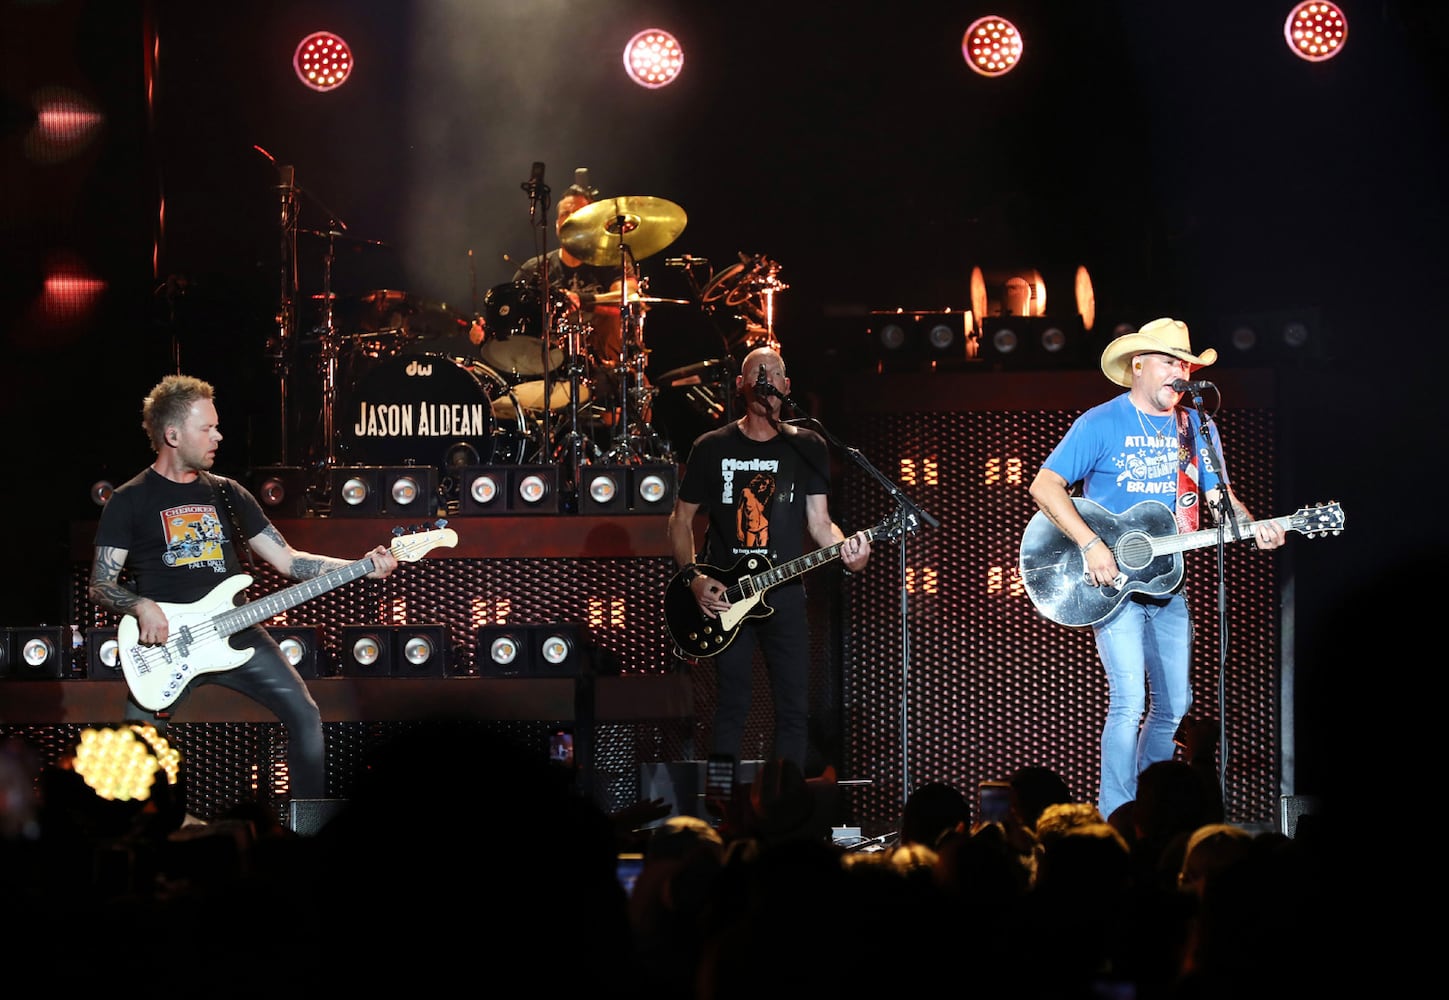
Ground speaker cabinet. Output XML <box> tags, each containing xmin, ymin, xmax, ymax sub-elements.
<box><xmin>288</xmin><ymin>798</ymin><xmax>347</xmax><ymax>835</ymax></box>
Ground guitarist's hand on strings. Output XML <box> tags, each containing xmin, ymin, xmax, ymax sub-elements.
<box><xmin>691</xmin><ymin>571</ymin><xmax>731</xmax><ymax>619</ymax></box>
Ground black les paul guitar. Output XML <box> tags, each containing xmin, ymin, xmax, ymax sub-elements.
<box><xmin>666</xmin><ymin>514</ymin><xmax>905</xmax><ymax>658</ymax></box>
<box><xmin>1019</xmin><ymin>497</ymin><xmax>1345</xmax><ymax>628</ymax></box>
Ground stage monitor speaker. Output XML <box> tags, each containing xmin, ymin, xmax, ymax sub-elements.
<box><xmin>288</xmin><ymin>798</ymin><xmax>347</xmax><ymax>835</ymax></box>
<box><xmin>637</xmin><ymin>760</ymin><xmax>767</xmax><ymax>820</ymax></box>
<box><xmin>1279</xmin><ymin>794</ymin><xmax>1320</xmax><ymax>838</ymax></box>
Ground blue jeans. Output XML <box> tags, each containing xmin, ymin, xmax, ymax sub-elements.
<box><xmin>1092</xmin><ymin>591</ymin><xmax>1194</xmax><ymax>819</ymax></box>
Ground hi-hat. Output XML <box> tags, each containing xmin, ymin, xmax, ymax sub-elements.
<box><xmin>559</xmin><ymin>196</ymin><xmax>687</xmax><ymax>265</ymax></box>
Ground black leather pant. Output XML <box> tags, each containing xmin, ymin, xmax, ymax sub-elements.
<box><xmin>125</xmin><ymin>624</ymin><xmax>326</xmax><ymax>800</ymax></box>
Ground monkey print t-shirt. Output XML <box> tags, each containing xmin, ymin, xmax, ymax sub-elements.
<box><xmin>677</xmin><ymin>422</ymin><xmax>830</xmax><ymax>579</ymax></box>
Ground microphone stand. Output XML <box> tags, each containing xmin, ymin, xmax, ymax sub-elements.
<box><xmin>772</xmin><ymin>389</ymin><xmax>937</xmax><ymax>806</ymax></box>
<box><xmin>1181</xmin><ymin>384</ymin><xmax>1237</xmax><ymax>816</ymax></box>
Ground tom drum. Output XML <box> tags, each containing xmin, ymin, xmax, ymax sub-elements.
<box><xmin>479</xmin><ymin>280</ymin><xmax>569</xmax><ymax>378</ymax></box>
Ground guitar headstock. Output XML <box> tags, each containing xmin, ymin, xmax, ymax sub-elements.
<box><xmin>1289</xmin><ymin>501</ymin><xmax>1345</xmax><ymax>538</ymax></box>
<box><xmin>390</xmin><ymin>520</ymin><xmax>459</xmax><ymax>562</ymax></box>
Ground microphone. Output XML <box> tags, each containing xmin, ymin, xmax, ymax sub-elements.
<box><xmin>1171</xmin><ymin>379</ymin><xmax>1215</xmax><ymax>393</ymax></box>
<box><xmin>522</xmin><ymin>161</ymin><xmax>546</xmax><ymax>204</ymax></box>
<box><xmin>754</xmin><ymin>365</ymin><xmax>777</xmax><ymax>398</ymax></box>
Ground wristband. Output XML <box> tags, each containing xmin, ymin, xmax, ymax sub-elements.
<box><xmin>681</xmin><ymin>563</ymin><xmax>702</xmax><ymax>585</ymax></box>
<box><xmin>1080</xmin><ymin>536</ymin><xmax>1102</xmax><ymax>556</ymax></box>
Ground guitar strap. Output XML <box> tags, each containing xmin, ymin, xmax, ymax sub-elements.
<box><xmin>1174</xmin><ymin>407</ymin><xmax>1200</xmax><ymax>534</ymax></box>
<box><xmin>204</xmin><ymin>471</ymin><xmax>257</xmax><ymax>571</ymax></box>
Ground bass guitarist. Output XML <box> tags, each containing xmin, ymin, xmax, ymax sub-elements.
<box><xmin>1027</xmin><ymin>318</ymin><xmax>1285</xmax><ymax>821</ymax></box>
<box><xmin>666</xmin><ymin>346</ymin><xmax>871</xmax><ymax>772</ymax></box>
<box><xmin>89</xmin><ymin>374</ymin><xmax>398</xmax><ymax>802</ymax></box>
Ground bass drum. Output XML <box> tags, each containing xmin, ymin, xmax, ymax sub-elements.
<box><xmin>339</xmin><ymin>353</ymin><xmax>530</xmax><ymax>469</ymax></box>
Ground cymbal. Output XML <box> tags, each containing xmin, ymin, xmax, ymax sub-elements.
<box><xmin>559</xmin><ymin>196</ymin><xmax>687</xmax><ymax>265</ymax></box>
<box><xmin>358</xmin><ymin>289</ymin><xmax>414</xmax><ymax>310</ymax></box>
<box><xmin>591</xmin><ymin>291</ymin><xmax>691</xmax><ymax>306</ymax></box>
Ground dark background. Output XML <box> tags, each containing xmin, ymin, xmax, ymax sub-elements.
<box><xmin>4</xmin><ymin>1</ymin><xmax>1444</xmax><ymax>813</ymax></box>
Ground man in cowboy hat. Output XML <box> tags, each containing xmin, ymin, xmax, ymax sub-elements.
<box><xmin>1028</xmin><ymin>317</ymin><xmax>1286</xmax><ymax>820</ymax></box>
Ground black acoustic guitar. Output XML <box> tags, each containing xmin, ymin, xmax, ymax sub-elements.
<box><xmin>1018</xmin><ymin>497</ymin><xmax>1345</xmax><ymax>628</ymax></box>
<box><xmin>665</xmin><ymin>514</ymin><xmax>904</xmax><ymax>658</ymax></box>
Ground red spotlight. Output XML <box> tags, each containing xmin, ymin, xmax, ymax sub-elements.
<box><xmin>293</xmin><ymin>31</ymin><xmax>354</xmax><ymax>92</ymax></box>
<box><xmin>41</xmin><ymin>254</ymin><xmax>105</xmax><ymax>323</ymax></box>
<box><xmin>24</xmin><ymin>86</ymin><xmax>104</xmax><ymax>164</ymax></box>
<box><xmin>962</xmin><ymin>16</ymin><xmax>1023</xmax><ymax>78</ymax></box>
<box><xmin>623</xmin><ymin>29</ymin><xmax>684</xmax><ymax>89</ymax></box>
<box><xmin>1283</xmin><ymin>2</ymin><xmax>1347</xmax><ymax>63</ymax></box>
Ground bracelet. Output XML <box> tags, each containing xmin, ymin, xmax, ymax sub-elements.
<box><xmin>1080</xmin><ymin>536</ymin><xmax>1102</xmax><ymax>556</ymax></box>
<box><xmin>681</xmin><ymin>563</ymin><xmax>702</xmax><ymax>585</ymax></box>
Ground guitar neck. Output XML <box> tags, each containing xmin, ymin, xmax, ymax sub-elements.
<box><xmin>742</xmin><ymin>525</ymin><xmax>879</xmax><ymax>593</ymax></box>
<box><xmin>1153</xmin><ymin>515</ymin><xmax>1293</xmax><ymax>556</ymax></box>
<box><xmin>213</xmin><ymin>555</ymin><xmax>378</xmax><ymax>638</ymax></box>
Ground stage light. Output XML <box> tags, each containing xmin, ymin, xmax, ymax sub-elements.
<box><xmin>24</xmin><ymin>85</ymin><xmax>103</xmax><ymax>165</ymax></box>
<box><xmin>339</xmin><ymin>626</ymin><xmax>391</xmax><ymax>678</ymax></box>
<box><xmin>475</xmin><ymin>623</ymin><xmax>589</xmax><ymax>677</ymax></box>
<box><xmin>1284</xmin><ymin>2</ymin><xmax>1347</xmax><ymax>63</ymax></box>
<box><xmin>1216</xmin><ymin>308</ymin><xmax>1323</xmax><ymax>366</ymax></box>
<box><xmin>3</xmin><ymin>627</ymin><xmax>72</xmax><ymax>679</ymax></box>
<box><xmin>458</xmin><ymin>466</ymin><xmax>506</xmax><ymax>514</ymax></box>
<box><xmin>265</xmin><ymin>625</ymin><xmax>325</xmax><ymax>678</ymax></box>
<box><xmin>631</xmin><ymin>465</ymin><xmax>676</xmax><ymax>509</ymax></box>
<box><xmin>85</xmin><ymin>627</ymin><xmax>123</xmax><ymax>680</ymax></box>
<box><xmin>252</xmin><ymin>466</ymin><xmax>310</xmax><ymax>517</ymax></box>
<box><xmin>72</xmin><ymin>724</ymin><xmax>180</xmax><ymax>802</ymax></box>
<box><xmin>90</xmin><ymin>480</ymin><xmax>114</xmax><ymax>506</ymax></box>
<box><xmin>962</xmin><ymin>16</ymin><xmax>1023</xmax><ymax>78</ymax></box>
<box><xmin>581</xmin><ymin>467</ymin><xmax>627</xmax><ymax>515</ymax></box>
<box><xmin>294</xmin><ymin>31</ymin><xmax>354</xmax><ymax>91</ymax></box>
<box><xmin>395</xmin><ymin>625</ymin><xmax>449</xmax><ymax>678</ymax></box>
<box><xmin>329</xmin><ymin>466</ymin><xmax>437</xmax><ymax>517</ymax></box>
<box><xmin>510</xmin><ymin>465</ymin><xmax>560</xmax><ymax>514</ymax></box>
<box><xmin>980</xmin><ymin>317</ymin><xmax>1085</xmax><ymax>368</ymax></box>
<box><xmin>623</xmin><ymin>29</ymin><xmax>684</xmax><ymax>89</ymax></box>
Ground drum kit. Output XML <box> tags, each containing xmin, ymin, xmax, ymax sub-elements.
<box><xmin>273</xmin><ymin>177</ymin><xmax>791</xmax><ymax>513</ymax></box>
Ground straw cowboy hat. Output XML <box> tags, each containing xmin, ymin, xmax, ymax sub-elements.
<box><xmin>1099</xmin><ymin>317</ymin><xmax>1218</xmax><ymax>388</ymax></box>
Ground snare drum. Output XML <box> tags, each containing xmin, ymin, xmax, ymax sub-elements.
<box><xmin>339</xmin><ymin>353</ymin><xmax>529</xmax><ymax>468</ymax></box>
<box><xmin>479</xmin><ymin>280</ymin><xmax>569</xmax><ymax>377</ymax></box>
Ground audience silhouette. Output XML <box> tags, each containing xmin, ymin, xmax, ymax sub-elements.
<box><xmin>0</xmin><ymin>739</ymin><xmax>1332</xmax><ymax>999</ymax></box>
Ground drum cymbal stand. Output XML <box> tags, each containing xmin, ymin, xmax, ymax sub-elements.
<box><xmin>552</xmin><ymin>313</ymin><xmax>597</xmax><ymax>487</ymax></box>
<box><xmin>601</xmin><ymin>292</ymin><xmax>670</xmax><ymax>464</ymax></box>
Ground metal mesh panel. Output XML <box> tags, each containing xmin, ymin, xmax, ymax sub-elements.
<box><xmin>836</xmin><ymin>405</ymin><xmax>1280</xmax><ymax>832</ymax></box>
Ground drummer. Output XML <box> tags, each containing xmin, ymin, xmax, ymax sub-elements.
<box><xmin>511</xmin><ymin>169</ymin><xmax>637</xmax><ymax>367</ymax></box>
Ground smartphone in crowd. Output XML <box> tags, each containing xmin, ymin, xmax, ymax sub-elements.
<box><xmin>978</xmin><ymin>780</ymin><xmax>1013</xmax><ymax>825</ymax></box>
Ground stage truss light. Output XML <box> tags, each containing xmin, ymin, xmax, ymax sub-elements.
<box><xmin>962</xmin><ymin>16</ymin><xmax>1023</xmax><ymax>78</ymax></box>
<box><xmin>1284</xmin><ymin>2</ymin><xmax>1347</xmax><ymax>63</ymax></box>
<box><xmin>623</xmin><ymin>29</ymin><xmax>684</xmax><ymax>89</ymax></box>
<box><xmin>72</xmin><ymin>724</ymin><xmax>181</xmax><ymax>802</ymax></box>
<box><xmin>294</xmin><ymin>31</ymin><xmax>354</xmax><ymax>92</ymax></box>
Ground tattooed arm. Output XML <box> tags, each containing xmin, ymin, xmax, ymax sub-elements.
<box><xmin>247</xmin><ymin>524</ymin><xmax>399</xmax><ymax>581</ymax></box>
<box><xmin>90</xmin><ymin>545</ymin><xmax>171</xmax><ymax>645</ymax></box>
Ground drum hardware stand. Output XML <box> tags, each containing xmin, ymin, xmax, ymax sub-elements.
<box><xmin>272</xmin><ymin>164</ymin><xmax>300</xmax><ymax>464</ymax></box>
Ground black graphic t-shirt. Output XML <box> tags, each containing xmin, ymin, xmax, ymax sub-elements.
<box><xmin>94</xmin><ymin>469</ymin><xmax>272</xmax><ymax>605</ymax></box>
<box><xmin>678</xmin><ymin>422</ymin><xmax>831</xmax><ymax>571</ymax></box>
